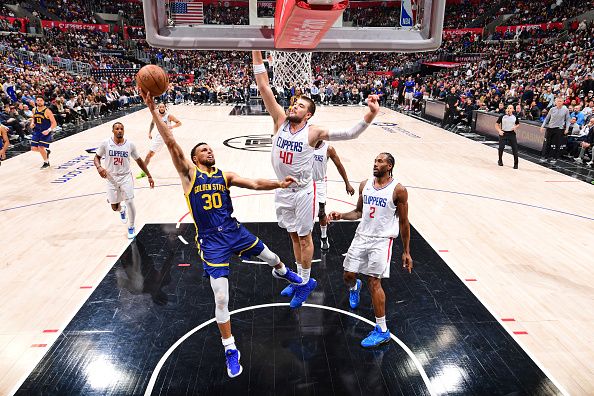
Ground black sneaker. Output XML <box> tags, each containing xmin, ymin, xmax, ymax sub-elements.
<box><xmin>498</xmin><ymin>160</ymin><xmax>503</xmax><ymax>166</ymax></box>
<box><xmin>41</xmin><ymin>162</ymin><xmax>50</xmax><ymax>169</ymax></box>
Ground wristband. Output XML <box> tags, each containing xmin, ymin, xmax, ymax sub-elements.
<box><xmin>253</xmin><ymin>63</ymin><xmax>266</xmax><ymax>75</ymax></box>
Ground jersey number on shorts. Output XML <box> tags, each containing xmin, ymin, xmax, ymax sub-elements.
<box><xmin>202</xmin><ymin>193</ymin><xmax>222</xmax><ymax>210</ymax></box>
<box><xmin>370</xmin><ymin>207</ymin><xmax>376</xmax><ymax>218</ymax></box>
<box><xmin>114</xmin><ymin>157</ymin><xmax>123</xmax><ymax>166</ymax></box>
<box><xmin>279</xmin><ymin>150</ymin><xmax>293</xmax><ymax>165</ymax></box>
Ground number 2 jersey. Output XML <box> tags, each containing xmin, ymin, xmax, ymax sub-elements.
<box><xmin>185</xmin><ymin>167</ymin><xmax>235</xmax><ymax>236</ymax></box>
<box><xmin>96</xmin><ymin>138</ymin><xmax>140</xmax><ymax>177</ymax></box>
<box><xmin>357</xmin><ymin>178</ymin><xmax>400</xmax><ymax>238</ymax></box>
<box><xmin>271</xmin><ymin>120</ymin><xmax>315</xmax><ymax>187</ymax></box>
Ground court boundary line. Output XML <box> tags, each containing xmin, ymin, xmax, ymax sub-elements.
<box><xmin>143</xmin><ymin>302</ymin><xmax>437</xmax><ymax>396</ymax></box>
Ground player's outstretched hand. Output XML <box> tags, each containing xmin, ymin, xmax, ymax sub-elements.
<box><xmin>402</xmin><ymin>252</ymin><xmax>413</xmax><ymax>273</ymax></box>
<box><xmin>141</xmin><ymin>89</ymin><xmax>155</xmax><ymax>112</ymax></box>
<box><xmin>327</xmin><ymin>211</ymin><xmax>342</xmax><ymax>222</ymax></box>
<box><xmin>367</xmin><ymin>94</ymin><xmax>380</xmax><ymax>114</ymax></box>
<box><xmin>279</xmin><ymin>176</ymin><xmax>297</xmax><ymax>188</ymax></box>
<box><xmin>346</xmin><ymin>183</ymin><xmax>355</xmax><ymax>196</ymax></box>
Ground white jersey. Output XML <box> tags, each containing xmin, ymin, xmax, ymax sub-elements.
<box><xmin>96</xmin><ymin>137</ymin><xmax>140</xmax><ymax>177</ymax></box>
<box><xmin>312</xmin><ymin>142</ymin><xmax>329</xmax><ymax>182</ymax></box>
<box><xmin>159</xmin><ymin>111</ymin><xmax>171</xmax><ymax>126</ymax></box>
<box><xmin>271</xmin><ymin>120</ymin><xmax>314</xmax><ymax>187</ymax></box>
<box><xmin>356</xmin><ymin>178</ymin><xmax>399</xmax><ymax>238</ymax></box>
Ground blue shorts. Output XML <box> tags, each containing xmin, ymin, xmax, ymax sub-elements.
<box><xmin>31</xmin><ymin>131</ymin><xmax>52</xmax><ymax>148</ymax></box>
<box><xmin>197</xmin><ymin>220</ymin><xmax>265</xmax><ymax>279</ymax></box>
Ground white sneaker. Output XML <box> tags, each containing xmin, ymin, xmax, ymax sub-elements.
<box><xmin>119</xmin><ymin>203</ymin><xmax>127</xmax><ymax>223</ymax></box>
<box><xmin>127</xmin><ymin>226</ymin><xmax>136</xmax><ymax>239</ymax></box>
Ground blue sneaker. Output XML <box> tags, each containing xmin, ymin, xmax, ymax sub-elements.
<box><xmin>127</xmin><ymin>226</ymin><xmax>135</xmax><ymax>239</ymax></box>
<box><xmin>361</xmin><ymin>325</ymin><xmax>390</xmax><ymax>348</ymax></box>
<box><xmin>349</xmin><ymin>279</ymin><xmax>362</xmax><ymax>309</ymax></box>
<box><xmin>289</xmin><ymin>278</ymin><xmax>317</xmax><ymax>308</ymax></box>
<box><xmin>225</xmin><ymin>349</ymin><xmax>243</xmax><ymax>378</ymax></box>
<box><xmin>280</xmin><ymin>283</ymin><xmax>297</xmax><ymax>297</ymax></box>
<box><xmin>272</xmin><ymin>267</ymin><xmax>303</xmax><ymax>284</ymax></box>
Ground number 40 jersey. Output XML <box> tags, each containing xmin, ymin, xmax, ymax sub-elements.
<box><xmin>271</xmin><ymin>120</ymin><xmax>315</xmax><ymax>188</ymax></box>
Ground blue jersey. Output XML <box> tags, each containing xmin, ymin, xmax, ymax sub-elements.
<box><xmin>33</xmin><ymin>106</ymin><xmax>52</xmax><ymax>134</ymax></box>
<box><xmin>184</xmin><ymin>166</ymin><xmax>265</xmax><ymax>278</ymax></box>
<box><xmin>185</xmin><ymin>167</ymin><xmax>234</xmax><ymax>235</ymax></box>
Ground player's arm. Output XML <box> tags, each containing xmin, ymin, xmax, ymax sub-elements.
<box><xmin>225</xmin><ymin>172</ymin><xmax>296</xmax><ymax>191</ymax></box>
<box><xmin>134</xmin><ymin>157</ymin><xmax>154</xmax><ymax>188</ymax></box>
<box><xmin>252</xmin><ymin>51</ymin><xmax>286</xmax><ymax>128</ymax></box>
<box><xmin>309</xmin><ymin>95</ymin><xmax>380</xmax><ymax>145</ymax></box>
<box><xmin>169</xmin><ymin>114</ymin><xmax>182</xmax><ymax>128</ymax></box>
<box><xmin>149</xmin><ymin>121</ymin><xmax>155</xmax><ymax>138</ymax></box>
<box><xmin>394</xmin><ymin>183</ymin><xmax>412</xmax><ymax>273</ymax></box>
<box><xmin>44</xmin><ymin>109</ymin><xmax>58</xmax><ymax>134</ymax></box>
<box><xmin>93</xmin><ymin>143</ymin><xmax>108</xmax><ymax>178</ymax></box>
<box><xmin>328</xmin><ymin>180</ymin><xmax>365</xmax><ymax>221</ymax></box>
<box><xmin>141</xmin><ymin>90</ymin><xmax>193</xmax><ymax>186</ymax></box>
<box><xmin>0</xmin><ymin>125</ymin><xmax>9</xmax><ymax>160</ymax></box>
<box><xmin>327</xmin><ymin>145</ymin><xmax>355</xmax><ymax>195</ymax></box>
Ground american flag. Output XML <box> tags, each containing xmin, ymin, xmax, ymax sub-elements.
<box><xmin>170</xmin><ymin>0</ymin><xmax>204</xmax><ymax>25</ymax></box>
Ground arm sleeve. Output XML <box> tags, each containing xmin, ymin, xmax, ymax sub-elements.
<box><xmin>496</xmin><ymin>115</ymin><xmax>503</xmax><ymax>124</ymax></box>
<box><xmin>95</xmin><ymin>140</ymin><xmax>106</xmax><ymax>157</ymax></box>
<box><xmin>327</xmin><ymin>120</ymin><xmax>370</xmax><ymax>141</ymax></box>
<box><xmin>129</xmin><ymin>142</ymin><xmax>140</xmax><ymax>160</ymax></box>
<box><xmin>515</xmin><ymin>116</ymin><xmax>520</xmax><ymax>125</ymax></box>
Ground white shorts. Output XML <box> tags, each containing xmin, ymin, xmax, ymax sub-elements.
<box><xmin>343</xmin><ymin>233</ymin><xmax>395</xmax><ymax>278</ymax></box>
<box><xmin>314</xmin><ymin>180</ymin><xmax>327</xmax><ymax>204</ymax></box>
<box><xmin>404</xmin><ymin>91</ymin><xmax>414</xmax><ymax>100</ymax></box>
<box><xmin>149</xmin><ymin>131</ymin><xmax>165</xmax><ymax>153</ymax></box>
<box><xmin>275</xmin><ymin>182</ymin><xmax>317</xmax><ymax>236</ymax></box>
<box><xmin>106</xmin><ymin>173</ymin><xmax>134</xmax><ymax>204</ymax></box>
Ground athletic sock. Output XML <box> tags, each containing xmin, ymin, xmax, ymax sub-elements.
<box><xmin>375</xmin><ymin>316</ymin><xmax>387</xmax><ymax>332</ymax></box>
<box><xmin>320</xmin><ymin>225</ymin><xmax>327</xmax><ymax>238</ymax></box>
<box><xmin>222</xmin><ymin>336</ymin><xmax>236</xmax><ymax>352</ymax></box>
<box><xmin>296</xmin><ymin>262</ymin><xmax>303</xmax><ymax>277</ymax></box>
<box><xmin>274</xmin><ymin>264</ymin><xmax>287</xmax><ymax>276</ymax></box>
<box><xmin>301</xmin><ymin>267</ymin><xmax>311</xmax><ymax>284</ymax></box>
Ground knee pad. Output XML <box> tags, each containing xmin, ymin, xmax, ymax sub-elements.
<box><xmin>210</xmin><ymin>277</ymin><xmax>230</xmax><ymax>323</ymax></box>
<box><xmin>257</xmin><ymin>245</ymin><xmax>280</xmax><ymax>267</ymax></box>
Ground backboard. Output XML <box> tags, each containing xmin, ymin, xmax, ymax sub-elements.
<box><xmin>142</xmin><ymin>0</ymin><xmax>445</xmax><ymax>52</ymax></box>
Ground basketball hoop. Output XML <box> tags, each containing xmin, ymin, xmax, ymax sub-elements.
<box><xmin>270</xmin><ymin>51</ymin><xmax>312</xmax><ymax>90</ymax></box>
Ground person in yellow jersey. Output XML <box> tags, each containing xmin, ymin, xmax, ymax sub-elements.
<box><xmin>141</xmin><ymin>89</ymin><xmax>302</xmax><ymax>379</ymax></box>
<box><xmin>29</xmin><ymin>96</ymin><xmax>57</xmax><ymax>169</ymax></box>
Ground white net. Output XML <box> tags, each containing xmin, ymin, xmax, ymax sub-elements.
<box><xmin>270</xmin><ymin>51</ymin><xmax>313</xmax><ymax>91</ymax></box>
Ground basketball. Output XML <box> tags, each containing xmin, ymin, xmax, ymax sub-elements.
<box><xmin>136</xmin><ymin>65</ymin><xmax>169</xmax><ymax>97</ymax></box>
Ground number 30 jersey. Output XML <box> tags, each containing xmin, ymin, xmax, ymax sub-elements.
<box><xmin>185</xmin><ymin>167</ymin><xmax>235</xmax><ymax>235</ymax></box>
<box><xmin>357</xmin><ymin>178</ymin><xmax>400</xmax><ymax>238</ymax></box>
<box><xmin>271</xmin><ymin>120</ymin><xmax>314</xmax><ymax>187</ymax></box>
<box><xmin>96</xmin><ymin>137</ymin><xmax>139</xmax><ymax>176</ymax></box>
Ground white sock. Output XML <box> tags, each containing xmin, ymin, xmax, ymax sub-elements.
<box><xmin>350</xmin><ymin>279</ymin><xmax>359</xmax><ymax>291</ymax></box>
<box><xmin>274</xmin><ymin>264</ymin><xmax>287</xmax><ymax>276</ymax></box>
<box><xmin>119</xmin><ymin>202</ymin><xmax>126</xmax><ymax>214</ymax></box>
<box><xmin>375</xmin><ymin>316</ymin><xmax>387</xmax><ymax>332</ymax></box>
<box><xmin>125</xmin><ymin>199</ymin><xmax>136</xmax><ymax>228</ymax></box>
<box><xmin>296</xmin><ymin>262</ymin><xmax>303</xmax><ymax>277</ymax></box>
<box><xmin>320</xmin><ymin>225</ymin><xmax>327</xmax><ymax>238</ymax></box>
<box><xmin>301</xmin><ymin>267</ymin><xmax>311</xmax><ymax>284</ymax></box>
<box><xmin>222</xmin><ymin>336</ymin><xmax>236</xmax><ymax>352</ymax></box>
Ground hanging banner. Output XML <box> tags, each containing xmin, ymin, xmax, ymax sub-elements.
<box><xmin>41</xmin><ymin>20</ymin><xmax>110</xmax><ymax>32</ymax></box>
<box><xmin>495</xmin><ymin>22</ymin><xmax>564</xmax><ymax>34</ymax></box>
<box><xmin>0</xmin><ymin>16</ymin><xmax>27</xmax><ymax>33</ymax></box>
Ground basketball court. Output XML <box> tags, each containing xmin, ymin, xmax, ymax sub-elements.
<box><xmin>1</xmin><ymin>103</ymin><xmax>593</xmax><ymax>395</ymax></box>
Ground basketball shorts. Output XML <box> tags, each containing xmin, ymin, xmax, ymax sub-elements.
<box><xmin>343</xmin><ymin>233</ymin><xmax>395</xmax><ymax>278</ymax></box>
<box><xmin>106</xmin><ymin>173</ymin><xmax>134</xmax><ymax>203</ymax></box>
<box><xmin>31</xmin><ymin>131</ymin><xmax>52</xmax><ymax>148</ymax></box>
<box><xmin>275</xmin><ymin>182</ymin><xmax>317</xmax><ymax>236</ymax></box>
<box><xmin>314</xmin><ymin>179</ymin><xmax>327</xmax><ymax>204</ymax></box>
<box><xmin>196</xmin><ymin>219</ymin><xmax>265</xmax><ymax>279</ymax></box>
<box><xmin>404</xmin><ymin>92</ymin><xmax>414</xmax><ymax>100</ymax></box>
<box><xmin>149</xmin><ymin>131</ymin><xmax>165</xmax><ymax>153</ymax></box>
